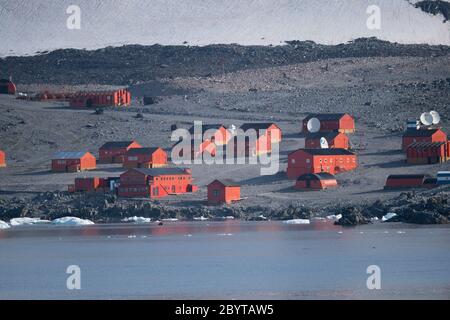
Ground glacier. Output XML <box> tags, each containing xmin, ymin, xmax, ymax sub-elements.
<box><xmin>0</xmin><ymin>0</ymin><xmax>449</xmax><ymax>57</ymax></box>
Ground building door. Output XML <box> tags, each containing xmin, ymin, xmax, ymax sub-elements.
<box><xmin>86</xmin><ymin>99</ymin><xmax>93</xmax><ymax>108</ymax></box>
<box><xmin>306</xmin><ymin>179</ymin><xmax>311</xmax><ymax>188</ymax></box>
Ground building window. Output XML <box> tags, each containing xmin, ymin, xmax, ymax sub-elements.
<box><xmin>172</xmin><ymin>186</ymin><xmax>176</xmax><ymax>193</ymax></box>
<box><xmin>213</xmin><ymin>190</ymin><xmax>219</xmax><ymax>197</ymax></box>
<box><xmin>306</xmin><ymin>159</ymin><xmax>310</xmax><ymax>164</ymax></box>
<box><xmin>291</xmin><ymin>159</ymin><xmax>296</xmax><ymax>164</ymax></box>
<box><xmin>153</xmin><ymin>187</ymin><xmax>159</xmax><ymax>196</ymax></box>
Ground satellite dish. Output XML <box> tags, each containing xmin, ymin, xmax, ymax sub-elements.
<box><xmin>307</xmin><ymin>118</ymin><xmax>321</xmax><ymax>133</ymax></box>
<box><xmin>320</xmin><ymin>137</ymin><xmax>329</xmax><ymax>149</ymax></box>
<box><xmin>420</xmin><ymin>112</ymin><xmax>433</xmax><ymax>126</ymax></box>
<box><xmin>430</xmin><ymin>111</ymin><xmax>440</xmax><ymax>125</ymax></box>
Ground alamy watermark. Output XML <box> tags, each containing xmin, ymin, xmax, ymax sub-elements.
<box><xmin>366</xmin><ymin>5</ymin><xmax>381</xmax><ymax>30</ymax></box>
<box><xmin>66</xmin><ymin>265</ymin><xmax>81</xmax><ymax>290</ymax></box>
<box><xmin>366</xmin><ymin>265</ymin><xmax>381</xmax><ymax>290</ymax></box>
<box><xmin>66</xmin><ymin>5</ymin><xmax>81</xmax><ymax>30</ymax></box>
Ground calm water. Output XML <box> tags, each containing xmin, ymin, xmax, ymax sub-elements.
<box><xmin>0</xmin><ymin>220</ymin><xmax>449</xmax><ymax>300</ymax></box>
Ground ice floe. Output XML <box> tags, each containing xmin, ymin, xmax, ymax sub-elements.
<box><xmin>162</xmin><ymin>218</ymin><xmax>179</xmax><ymax>222</ymax></box>
<box><xmin>193</xmin><ymin>216</ymin><xmax>209</xmax><ymax>221</ymax></box>
<box><xmin>0</xmin><ymin>220</ymin><xmax>10</xmax><ymax>229</ymax></box>
<box><xmin>51</xmin><ymin>217</ymin><xmax>94</xmax><ymax>226</ymax></box>
<box><xmin>121</xmin><ymin>216</ymin><xmax>151</xmax><ymax>223</ymax></box>
<box><xmin>283</xmin><ymin>219</ymin><xmax>311</xmax><ymax>225</ymax></box>
<box><xmin>9</xmin><ymin>217</ymin><xmax>51</xmax><ymax>226</ymax></box>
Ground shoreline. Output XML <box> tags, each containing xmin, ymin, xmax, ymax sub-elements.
<box><xmin>1</xmin><ymin>185</ymin><xmax>449</xmax><ymax>227</ymax></box>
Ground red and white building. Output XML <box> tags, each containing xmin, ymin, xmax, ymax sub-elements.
<box><xmin>118</xmin><ymin>167</ymin><xmax>196</xmax><ymax>199</ymax></box>
<box><xmin>304</xmin><ymin>132</ymin><xmax>350</xmax><ymax>149</ymax></box>
<box><xmin>287</xmin><ymin>149</ymin><xmax>358</xmax><ymax>179</ymax></box>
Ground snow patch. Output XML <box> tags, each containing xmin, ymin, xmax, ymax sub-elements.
<box><xmin>382</xmin><ymin>212</ymin><xmax>398</xmax><ymax>222</ymax></box>
<box><xmin>326</xmin><ymin>214</ymin><xmax>342</xmax><ymax>221</ymax></box>
<box><xmin>193</xmin><ymin>216</ymin><xmax>209</xmax><ymax>221</ymax></box>
<box><xmin>51</xmin><ymin>217</ymin><xmax>95</xmax><ymax>226</ymax></box>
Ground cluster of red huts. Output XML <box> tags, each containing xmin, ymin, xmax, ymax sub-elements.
<box><xmin>34</xmin><ymin>89</ymin><xmax>132</xmax><ymax>108</ymax></box>
<box><xmin>288</xmin><ymin>113</ymin><xmax>357</xmax><ymax>190</ymax></box>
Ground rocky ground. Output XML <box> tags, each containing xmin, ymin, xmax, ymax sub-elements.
<box><xmin>1</xmin><ymin>40</ymin><xmax>450</xmax><ymax>225</ymax></box>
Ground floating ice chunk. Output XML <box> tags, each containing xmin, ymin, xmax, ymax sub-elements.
<box><xmin>283</xmin><ymin>219</ymin><xmax>310</xmax><ymax>225</ymax></box>
<box><xmin>52</xmin><ymin>217</ymin><xmax>94</xmax><ymax>226</ymax></box>
<box><xmin>217</xmin><ymin>233</ymin><xmax>233</xmax><ymax>236</ymax></box>
<box><xmin>127</xmin><ymin>235</ymin><xmax>137</xmax><ymax>239</ymax></box>
<box><xmin>382</xmin><ymin>212</ymin><xmax>397</xmax><ymax>222</ymax></box>
<box><xmin>397</xmin><ymin>231</ymin><xmax>406</xmax><ymax>234</ymax></box>
<box><xmin>371</xmin><ymin>217</ymin><xmax>379</xmax><ymax>222</ymax></box>
<box><xmin>162</xmin><ymin>218</ymin><xmax>178</xmax><ymax>222</ymax></box>
<box><xmin>225</xmin><ymin>216</ymin><xmax>235</xmax><ymax>220</ymax></box>
<box><xmin>9</xmin><ymin>217</ymin><xmax>51</xmax><ymax>226</ymax></box>
<box><xmin>0</xmin><ymin>220</ymin><xmax>10</xmax><ymax>229</ymax></box>
<box><xmin>193</xmin><ymin>216</ymin><xmax>209</xmax><ymax>221</ymax></box>
<box><xmin>326</xmin><ymin>214</ymin><xmax>342</xmax><ymax>221</ymax></box>
<box><xmin>121</xmin><ymin>216</ymin><xmax>151</xmax><ymax>223</ymax></box>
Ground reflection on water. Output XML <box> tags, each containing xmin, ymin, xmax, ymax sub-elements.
<box><xmin>0</xmin><ymin>221</ymin><xmax>449</xmax><ymax>300</ymax></box>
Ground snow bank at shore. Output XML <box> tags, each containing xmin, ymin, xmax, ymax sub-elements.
<box><xmin>10</xmin><ymin>218</ymin><xmax>51</xmax><ymax>226</ymax></box>
<box><xmin>0</xmin><ymin>220</ymin><xmax>10</xmax><ymax>229</ymax></box>
<box><xmin>121</xmin><ymin>216</ymin><xmax>152</xmax><ymax>223</ymax></box>
<box><xmin>52</xmin><ymin>217</ymin><xmax>95</xmax><ymax>226</ymax></box>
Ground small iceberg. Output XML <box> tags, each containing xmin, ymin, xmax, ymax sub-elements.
<box><xmin>162</xmin><ymin>218</ymin><xmax>178</xmax><ymax>222</ymax></box>
<box><xmin>225</xmin><ymin>216</ymin><xmax>235</xmax><ymax>220</ymax></box>
<box><xmin>382</xmin><ymin>212</ymin><xmax>397</xmax><ymax>222</ymax></box>
<box><xmin>193</xmin><ymin>216</ymin><xmax>209</xmax><ymax>221</ymax></box>
<box><xmin>0</xmin><ymin>220</ymin><xmax>10</xmax><ymax>229</ymax></box>
<box><xmin>9</xmin><ymin>217</ymin><xmax>51</xmax><ymax>226</ymax></box>
<box><xmin>52</xmin><ymin>217</ymin><xmax>94</xmax><ymax>226</ymax></box>
<box><xmin>217</xmin><ymin>233</ymin><xmax>234</xmax><ymax>236</ymax></box>
<box><xmin>326</xmin><ymin>214</ymin><xmax>342</xmax><ymax>221</ymax></box>
<box><xmin>283</xmin><ymin>219</ymin><xmax>310</xmax><ymax>225</ymax></box>
<box><xmin>121</xmin><ymin>216</ymin><xmax>151</xmax><ymax>223</ymax></box>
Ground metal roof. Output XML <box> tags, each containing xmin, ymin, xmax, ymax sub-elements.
<box><xmin>240</xmin><ymin>123</ymin><xmax>277</xmax><ymax>131</ymax></box>
<box><xmin>132</xmin><ymin>167</ymin><xmax>189</xmax><ymax>176</ymax></box>
<box><xmin>406</xmin><ymin>141</ymin><xmax>446</xmax><ymax>150</ymax></box>
<box><xmin>387</xmin><ymin>174</ymin><xmax>429</xmax><ymax>180</ymax></box>
<box><xmin>297</xmin><ymin>173</ymin><xmax>336</xmax><ymax>181</ymax></box>
<box><xmin>210</xmin><ymin>179</ymin><xmax>240</xmax><ymax>187</ymax></box>
<box><xmin>290</xmin><ymin>148</ymin><xmax>355</xmax><ymax>156</ymax></box>
<box><xmin>100</xmin><ymin>141</ymin><xmax>137</xmax><ymax>149</ymax></box>
<box><xmin>127</xmin><ymin>147</ymin><xmax>162</xmax><ymax>155</ymax></box>
<box><xmin>402</xmin><ymin>129</ymin><xmax>443</xmax><ymax>137</ymax></box>
<box><xmin>53</xmin><ymin>151</ymin><xmax>91</xmax><ymax>159</ymax></box>
<box><xmin>303</xmin><ymin>113</ymin><xmax>349</xmax><ymax>122</ymax></box>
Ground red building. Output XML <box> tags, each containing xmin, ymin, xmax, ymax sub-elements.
<box><xmin>295</xmin><ymin>173</ymin><xmax>338</xmax><ymax>190</ymax></box>
<box><xmin>0</xmin><ymin>79</ymin><xmax>16</xmax><ymax>95</ymax></box>
<box><xmin>99</xmin><ymin>141</ymin><xmax>142</xmax><ymax>163</ymax></box>
<box><xmin>118</xmin><ymin>167</ymin><xmax>196</xmax><ymax>198</ymax></box>
<box><xmin>287</xmin><ymin>149</ymin><xmax>358</xmax><ymax>179</ymax></box>
<box><xmin>174</xmin><ymin>139</ymin><xmax>217</xmax><ymax>159</ymax></box>
<box><xmin>189</xmin><ymin>124</ymin><xmax>232</xmax><ymax>146</ymax></box>
<box><xmin>237</xmin><ymin>123</ymin><xmax>282</xmax><ymax>156</ymax></box>
<box><xmin>302</xmin><ymin>113</ymin><xmax>355</xmax><ymax>133</ymax></box>
<box><xmin>69</xmin><ymin>89</ymin><xmax>131</xmax><ymax>108</ymax></box>
<box><xmin>207</xmin><ymin>179</ymin><xmax>241</xmax><ymax>204</ymax></box>
<box><xmin>51</xmin><ymin>152</ymin><xmax>97</xmax><ymax>173</ymax></box>
<box><xmin>402</xmin><ymin>128</ymin><xmax>447</xmax><ymax>151</ymax></box>
<box><xmin>384</xmin><ymin>174</ymin><xmax>430</xmax><ymax>189</ymax></box>
<box><xmin>305</xmin><ymin>132</ymin><xmax>350</xmax><ymax>149</ymax></box>
<box><xmin>406</xmin><ymin>141</ymin><xmax>449</xmax><ymax>164</ymax></box>
<box><xmin>123</xmin><ymin>147</ymin><xmax>167</xmax><ymax>169</ymax></box>
<box><xmin>0</xmin><ymin>150</ymin><xmax>6</xmax><ymax>167</ymax></box>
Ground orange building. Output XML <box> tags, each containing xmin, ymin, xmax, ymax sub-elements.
<box><xmin>384</xmin><ymin>174</ymin><xmax>430</xmax><ymax>189</ymax></box>
<box><xmin>207</xmin><ymin>179</ymin><xmax>241</xmax><ymax>204</ymax></box>
<box><xmin>123</xmin><ymin>147</ymin><xmax>167</xmax><ymax>169</ymax></box>
<box><xmin>51</xmin><ymin>152</ymin><xmax>97</xmax><ymax>173</ymax></box>
<box><xmin>295</xmin><ymin>173</ymin><xmax>338</xmax><ymax>190</ymax></box>
<box><xmin>118</xmin><ymin>168</ymin><xmax>196</xmax><ymax>198</ymax></box>
<box><xmin>69</xmin><ymin>89</ymin><xmax>131</xmax><ymax>108</ymax></box>
<box><xmin>0</xmin><ymin>150</ymin><xmax>6</xmax><ymax>167</ymax></box>
<box><xmin>402</xmin><ymin>128</ymin><xmax>447</xmax><ymax>151</ymax></box>
<box><xmin>237</xmin><ymin>123</ymin><xmax>282</xmax><ymax>156</ymax></box>
<box><xmin>99</xmin><ymin>141</ymin><xmax>142</xmax><ymax>163</ymax></box>
<box><xmin>406</xmin><ymin>141</ymin><xmax>449</xmax><ymax>164</ymax></box>
<box><xmin>189</xmin><ymin>124</ymin><xmax>232</xmax><ymax>146</ymax></box>
<box><xmin>287</xmin><ymin>149</ymin><xmax>357</xmax><ymax>179</ymax></box>
<box><xmin>302</xmin><ymin>113</ymin><xmax>355</xmax><ymax>133</ymax></box>
<box><xmin>305</xmin><ymin>132</ymin><xmax>350</xmax><ymax>149</ymax></box>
